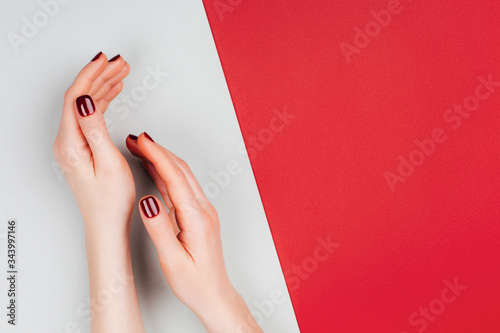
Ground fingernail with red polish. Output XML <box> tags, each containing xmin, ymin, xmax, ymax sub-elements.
<box><xmin>128</xmin><ymin>134</ymin><xmax>138</xmax><ymax>141</ymax></box>
<box><xmin>76</xmin><ymin>95</ymin><xmax>95</xmax><ymax>117</ymax></box>
<box><xmin>140</xmin><ymin>196</ymin><xmax>160</xmax><ymax>218</ymax></box>
<box><xmin>144</xmin><ymin>132</ymin><xmax>154</xmax><ymax>142</ymax></box>
<box><xmin>91</xmin><ymin>51</ymin><xmax>102</xmax><ymax>62</ymax></box>
<box><xmin>108</xmin><ymin>54</ymin><xmax>120</xmax><ymax>62</ymax></box>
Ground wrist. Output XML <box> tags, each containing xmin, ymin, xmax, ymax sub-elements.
<box><xmin>83</xmin><ymin>209</ymin><xmax>132</xmax><ymax>238</ymax></box>
<box><xmin>84</xmin><ymin>219</ymin><xmax>136</xmax><ymax>301</ymax></box>
<box><xmin>84</xmin><ymin>230</ymin><xmax>132</xmax><ymax>272</ymax></box>
<box><xmin>83</xmin><ymin>214</ymin><xmax>133</xmax><ymax>269</ymax></box>
<box><xmin>83</xmin><ymin>220</ymin><xmax>143</xmax><ymax>333</ymax></box>
<box><xmin>195</xmin><ymin>286</ymin><xmax>262</xmax><ymax>333</ymax></box>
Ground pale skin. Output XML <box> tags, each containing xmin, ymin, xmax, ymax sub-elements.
<box><xmin>53</xmin><ymin>52</ymin><xmax>263</xmax><ymax>333</ymax></box>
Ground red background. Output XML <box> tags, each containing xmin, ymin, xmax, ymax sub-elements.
<box><xmin>203</xmin><ymin>1</ymin><xmax>500</xmax><ymax>331</ymax></box>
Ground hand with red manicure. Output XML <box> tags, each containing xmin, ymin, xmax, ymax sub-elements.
<box><xmin>54</xmin><ymin>52</ymin><xmax>134</xmax><ymax>228</ymax></box>
<box><xmin>54</xmin><ymin>52</ymin><xmax>145</xmax><ymax>333</ymax></box>
<box><xmin>126</xmin><ymin>133</ymin><xmax>263</xmax><ymax>332</ymax></box>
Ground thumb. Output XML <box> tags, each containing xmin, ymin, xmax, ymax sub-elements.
<box><xmin>75</xmin><ymin>95</ymin><xmax>119</xmax><ymax>162</ymax></box>
<box><xmin>139</xmin><ymin>195</ymin><xmax>185</xmax><ymax>267</ymax></box>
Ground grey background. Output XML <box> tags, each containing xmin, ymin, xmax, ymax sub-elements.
<box><xmin>0</xmin><ymin>0</ymin><xmax>299</xmax><ymax>332</ymax></box>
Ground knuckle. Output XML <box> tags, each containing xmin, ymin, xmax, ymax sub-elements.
<box><xmin>175</xmin><ymin>206</ymin><xmax>202</xmax><ymax>223</ymax></box>
<box><xmin>149</xmin><ymin>222</ymin><xmax>169</xmax><ymax>239</ymax></box>
<box><xmin>84</xmin><ymin>125</ymin><xmax>107</xmax><ymax>146</ymax></box>
<box><xmin>209</xmin><ymin>206</ymin><xmax>219</xmax><ymax>222</ymax></box>
<box><xmin>177</xmin><ymin>159</ymin><xmax>190</xmax><ymax>171</ymax></box>
<box><xmin>54</xmin><ymin>142</ymin><xmax>88</xmax><ymax>169</ymax></box>
<box><xmin>52</xmin><ymin>141</ymin><xmax>60</xmax><ymax>159</ymax></box>
<box><xmin>102</xmin><ymin>81</ymin><xmax>111</xmax><ymax>93</ymax></box>
<box><xmin>203</xmin><ymin>213</ymin><xmax>219</xmax><ymax>233</ymax></box>
<box><xmin>64</xmin><ymin>88</ymin><xmax>73</xmax><ymax>100</ymax></box>
<box><xmin>56</xmin><ymin>145</ymin><xmax>74</xmax><ymax>164</ymax></box>
<box><xmin>198</xmin><ymin>210</ymin><xmax>217</xmax><ymax>235</ymax></box>
<box><xmin>172</xmin><ymin>167</ymin><xmax>186</xmax><ymax>180</ymax></box>
<box><xmin>174</xmin><ymin>207</ymin><xmax>191</xmax><ymax>219</ymax></box>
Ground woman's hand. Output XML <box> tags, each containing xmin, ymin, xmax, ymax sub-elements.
<box><xmin>53</xmin><ymin>52</ymin><xmax>145</xmax><ymax>333</ymax></box>
<box><xmin>54</xmin><ymin>52</ymin><xmax>133</xmax><ymax>233</ymax></box>
<box><xmin>127</xmin><ymin>133</ymin><xmax>263</xmax><ymax>333</ymax></box>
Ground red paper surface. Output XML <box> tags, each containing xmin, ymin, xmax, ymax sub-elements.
<box><xmin>203</xmin><ymin>1</ymin><xmax>500</xmax><ymax>332</ymax></box>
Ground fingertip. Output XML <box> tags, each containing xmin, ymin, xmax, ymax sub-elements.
<box><xmin>66</xmin><ymin>55</ymin><xmax>108</xmax><ymax>100</ymax></box>
<box><xmin>126</xmin><ymin>134</ymin><xmax>146</xmax><ymax>159</ymax></box>
<box><xmin>76</xmin><ymin>95</ymin><xmax>96</xmax><ymax>117</ymax></box>
<box><xmin>90</xmin><ymin>51</ymin><xmax>103</xmax><ymax>62</ymax></box>
<box><xmin>139</xmin><ymin>195</ymin><xmax>161</xmax><ymax>219</ymax></box>
<box><xmin>136</xmin><ymin>132</ymin><xmax>157</xmax><ymax>158</ymax></box>
<box><xmin>123</xmin><ymin>61</ymin><xmax>131</xmax><ymax>77</ymax></box>
<box><xmin>86</xmin><ymin>52</ymin><xmax>108</xmax><ymax>71</ymax></box>
<box><xmin>89</xmin><ymin>51</ymin><xmax>109</xmax><ymax>64</ymax></box>
<box><xmin>126</xmin><ymin>134</ymin><xmax>137</xmax><ymax>147</ymax></box>
<box><xmin>139</xmin><ymin>132</ymin><xmax>155</xmax><ymax>143</ymax></box>
<box><xmin>108</xmin><ymin>54</ymin><xmax>121</xmax><ymax>63</ymax></box>
<box><xmin>107</xmin><ymin>54</ymin><xmax>127</xmax><ymax>69</ymax></box>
